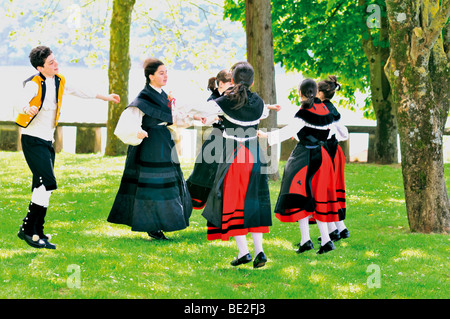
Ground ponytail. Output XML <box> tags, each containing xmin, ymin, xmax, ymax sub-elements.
<box><xmin>208</xmin><ymin>69</ymin><xmax>232</xmax><ymax>92</ymax></box>
<box><xmin>227</xmin><ymin>83</ymin><xmax>249</xmax><ymax>110</ymax></box>
<box><xmin>226</xmin><ymin>62</ymin><xmax>254</xmax><ymax>110</ymax></box>
<box><xmin>207</xmin><ymin>76</ymin><xmax>217</xmax><ymax>92</ymax></box>
<box><xmin>318</xmin><ymin>75</ymin><xmax>341</xmax><ymax>100</ymax></box>
<box><xmin>299</xmin><ymin>79</ymin><xmax>318</xmax><ymax>109</ymax></box>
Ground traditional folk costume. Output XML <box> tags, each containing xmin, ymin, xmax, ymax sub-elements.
<box><xmin>321</xmin><ymin>99</ymin><xmax>349</xmax><ymax>240</ymax></box>
<box><xmin>186</xmin><ymin>89</ymin><xmax>272</xmax><ymax>267</ymax></box>
<box><xmin>15</xmin><ymin>72</ymin><xmax>98</xmax><ymax>249</ymax></box>
<box><xmin>266</xmin><ymin>98</ymin><xmax>348</xmax><ymax>254</ymax></box>
<box><xmin>186</xmin><ymin>89</ymin><xmax>226</xmax><ymax>209</ymax></box>
<box><xmin>108</xmin><ymin>84</ymin><xmax>192</xmax><ymax>238</ymax></box>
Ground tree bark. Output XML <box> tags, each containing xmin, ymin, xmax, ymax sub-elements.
<box><xmin>245</xmin><ymin>0</ymin><xmax>280</xmax><ymax>180</ymax></box>
<box><xmin>385</xmin><ymin>0</ymin><xmax>450</xmax><ymax>233</ymax></box>
<box><xmin>105</xmin><ymin>0</ymin><xmax>136</xmax><ymax>156</ymax></box>
<box><xmin>360</xmin><ymin>0</ymin><xmax>398</xmax><ymax>164</ymax></box>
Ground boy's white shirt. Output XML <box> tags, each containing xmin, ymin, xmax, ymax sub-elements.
<box><xmin>16</xmin><ymin>76</ymin><xmax>97</xmax><ymax>142</ymax></box>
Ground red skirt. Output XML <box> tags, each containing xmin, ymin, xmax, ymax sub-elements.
<box><xmin>334</xmin><ymin>145</ymin><xmax>346</xmax><ymax>215</ymax></box>
<box><xmin>207</xmin><ymin>145</ymin><xmax>269</xmax><ymax>241</ymax></box>
<box><xmin>275</xmin><ymin>145</ymin><xmax>341</xmax><ymax>223</ymax></box>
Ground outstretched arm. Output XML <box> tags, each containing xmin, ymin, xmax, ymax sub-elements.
<box><xmin>96</xmin><ymin>93</ymin><xmax>121</xmax><ymax>104</ymax></box>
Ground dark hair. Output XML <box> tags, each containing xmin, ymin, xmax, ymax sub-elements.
<box><xmin>144</xmin><ymin>58</ymin><xmax>164</xmax><ymax>84</ymax></box>
<box><xmin>29</xmin><ymin>46</ymin><xmax>52</xmax><ymax>69</ymax></box>
<box><xmin>230</xmin><ymin>61</ymin><xmax>246</xmax><ymax>72</ymax></box>
<box><xmin>226</xmin><ymin>62</ymin><xmax>254</xmax><ymax>110</ymax></box>
<box><xmin>318</xmin><ymin>75</ymin><xmax>341</xmax><ymax>100</ymax></box>
<box><xmin>299</xmin><ymin>78</ymin><xmax>318</xmax><ymax>109</ymax></box>
<box><xmin>207</xmin><ymin>69</ymin><xmax>231</xmax><ymax>92</ymax></box>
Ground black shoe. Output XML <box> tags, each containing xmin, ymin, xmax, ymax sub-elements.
<box><xmin>340</xmin><ymin>228</ymin><xmax>350</xmax><ymax>239</ymax></box>
<box><xmin>317</xmin><ymin>240</ymin><xmax>335</xmax><ymax>254</ymax></box>
<box><xmin>41</xmin><ymin>237</ymin><xmax>56</xmax><ymax>249</ymax></box>
<box><xmin>17</xmin><ymin>227</ymin><xmax>45</xmax><ymax>249</ymax></box>
<box><xmin>253</xmin><ymin>252</ymin><xmax>267</xmax><ymax>268</ymax></box>
<box><xmin>230</xmin><ymin>253</ymin><xmax>252</xmax><ymax>266</ymax></box>
<box><xmin>318</xmin><ymin>229</ymin><xmax>341</xmax><ymax>243</ymax></box>
<box><xmin>296</xmin><ymin>240</ymin><xmax>314</xmax><ymax>254</ymax></box>
<box><xmin>148</xmin><ymin>231</ymin><xmax>169</xmax><ymax>240</ymax></box>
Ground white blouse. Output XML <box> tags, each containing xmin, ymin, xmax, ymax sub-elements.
<box><xmin>115</xmin><ymin>97</ymin><xmax>272</xmax><ymax>145</ymax></box>
<box><xmin>266</xmin><ymin>117</ymin><xmax>349</xmax><ymax>146</ymax></box>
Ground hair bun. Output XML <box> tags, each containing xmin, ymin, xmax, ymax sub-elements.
<box><xmin>328</xmin><ymin>75</ymin><xmax>337</xmax><ymax>83</ymax></box>
<box><xmin>328</xmin><ymin>75</ymin><xmax>340</xmax><ymax>91</ymax></box>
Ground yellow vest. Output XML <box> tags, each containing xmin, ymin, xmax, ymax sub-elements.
<box><xmin>15</xmin><ymin>73</ymin><xmax>66</xmax><ymax>128</ymax></box>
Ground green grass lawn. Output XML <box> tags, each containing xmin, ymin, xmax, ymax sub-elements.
<box><xmin>0</xmin><ymin>151</ymin><xmax>449</xmax><ymax>299</ymax></box>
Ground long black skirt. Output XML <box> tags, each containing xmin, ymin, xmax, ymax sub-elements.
<box><xmin>108</xmin><ymin>126</ymin><xmax>192</xmax><ymax>233</ymax></box>
<box><xmin>186</xmin><ymin>127</ymin><xmax>223</xmax><ymax>209</ymax></box>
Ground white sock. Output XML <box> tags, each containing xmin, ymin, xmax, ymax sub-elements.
<box><xmin>327</xmin><ymin>222</ymin><xmax>337</xmax><ymax>233</ymax></box>
<box><xmin>251</xmin><ymin>232</ymin><xmax>264</xmax><ymax>256</ymax></box>
<box><xmin>234</xmin><ymin>235</ymin><xmax>249</xmax><ymax>258</ymax></box>
<box><xmin>298</xmin><ymin>216</ymin><xmax>311</xmax><ymax>245</ymax></box>
<box><xmin>316</xmin><ymin>220</ymin><xmax>331</xmax><ymax>246</ymax></box>
<box><xmin>336</xmin><ymin>221</ymin><xmax>347</xmax><ymax>232</ymax></box>
<box><xmin>31</xmin><ymin>185</ymin><xmax>52</xmax><ymax>207</ymax></box>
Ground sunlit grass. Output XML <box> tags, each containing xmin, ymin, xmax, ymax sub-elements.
<box><xmin>0</xmin><ymin>151</ymin><xmax>449</xmax><ymax>299</ymax></box>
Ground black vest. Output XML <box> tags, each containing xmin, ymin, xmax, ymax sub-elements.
<box><xmin>128</xmin><ymin>84</ymin><xmax>173</xmax><ymax>127</ymax></box>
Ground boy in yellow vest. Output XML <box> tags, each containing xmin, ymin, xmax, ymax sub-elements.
<box><xmin>16</xmin><ymin>46</ymin><xmax>120</xmax><ymax>249</ymax></box>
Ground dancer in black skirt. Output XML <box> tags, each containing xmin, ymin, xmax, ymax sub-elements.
<box><xmin>185</xmin><ymin>62</ymin><xmax>274</xmax><ymax>268</ymax></box>
<box><xmin>259</xmin><ymin>78</ymin><xmax>347</xmax><ymax>254</ymax></box>
<box><xmin>15</xmin><ymin>46</ymin><xmax>120</xmax><ymax>249</ymax></box>
<box><xmin>187</xmin><ymin>69</ymin><xmax>232</xmax><ymax>209</ymax></box>
<box><xmin>108</xmin><ymin>58</ymin><xmax>192</xmax><ymax>240</ymax></box>
<box><xmin>317</xmin><ymin>76</ymin><xmax>349</xmax><ymax>242</ymax></box>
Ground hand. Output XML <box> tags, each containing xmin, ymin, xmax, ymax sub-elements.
<box><xmin>257</xmin><ymin>130</ymin><xmax>268</xmax><ymax>138</ymax></box>
<box><xmin>98</xmin><ymin>93</ymin><xmax>120</xmax><ymax>103</ymax></box>
<box><xmin>137</xmin><ymin>129</ymin><xmax>148</xmax><ymax>139</ymax></box>
<box><xmin>24</xmin><ymin>105</ymin><xmax>39</xmax><ymax>116</ymax></box>
<box><xmin>268</xmin><ymin>104</ymin><xmax>281</xmax><ymax>112</ymax></box>
<box><xmin>107</xmin><ymin>93</ymin><xmax>121</xmax><ymax>104</ymax></box>
<box><xmin>192</xmin><ymin>115</ymin><xmax>208</xmax><ymax>124</ymax></box>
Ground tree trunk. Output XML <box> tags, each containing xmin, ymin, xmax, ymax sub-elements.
<box><xmin>105</xmin><ymin>0</ymin><xmax>135</xmax><ymax>156</ymax></box>
<box><xmin>360</xmin><ymin>0</ymin><xmax>398</xmax><ymax>164</ymax></box>
<box><xmin>385</xmin><ymin>0</ymin><xmax>450</xmax><ymax>233</ymax></box>
<box><xmin>245</xmin><ymin>0</ymin><xmax>280</xmax><ymax>180</ymax></box>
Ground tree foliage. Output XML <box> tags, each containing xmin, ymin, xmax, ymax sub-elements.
<box><xmin>2</xmin><ymin>0</ymin><xmax>245</xmax><ymax>70</ymax></box>
<box><xmin>224</xmin><ymin>0</ymin><xmax>388</xmax><ymax>117</ymax></box>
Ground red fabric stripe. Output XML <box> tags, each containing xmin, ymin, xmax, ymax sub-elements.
<box><xmin>207</xmin><ymin>145</ymin><xmax>269</xmax><ymax>241</ymax></box>
<box><xmin>275</xmin><ymin>209</ymin><xmax>311</xmax><ymax>223</ymax></box>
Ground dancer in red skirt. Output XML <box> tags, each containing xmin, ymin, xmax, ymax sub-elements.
<box><xmin>186</xmin><ymin>62</ymin><xmax>273</xmax><ymax>268</ymax></box>
<box><xmin>318</xmin><ymin>76</ymin><xmax>349</xmax><ymax>242</ymax></box>
<box><xmin>259</xmin><ymin>79</ymin><xmax>347</xmax><ymax>254</ymax></box>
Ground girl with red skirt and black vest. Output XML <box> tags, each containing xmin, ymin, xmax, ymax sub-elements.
<box><xmin>185</xmin><ymin>62</ymin><xmax>272</xmax><ymax>268</ymax></box>
<box><xmin>318</xmin><ymin>76</ymin><xmax>349</xmax><ymax>242</ymax></box>
<box><xmin>260</xmin><ymin>78</ymin><xmax>347</xmax><ymax>254</ymax></box>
